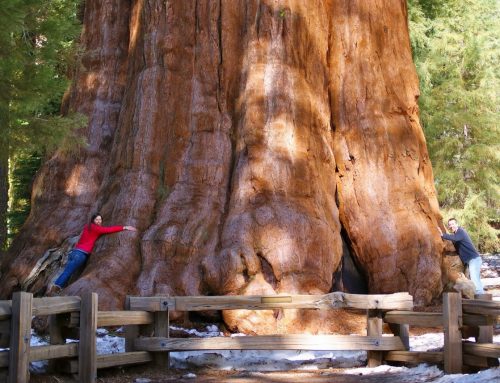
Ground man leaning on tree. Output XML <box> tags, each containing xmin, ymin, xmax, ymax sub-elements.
<box><xmin>438</xmin><ymin>218</ymin><xmax>485</xmax><ymax>295</ymax></box>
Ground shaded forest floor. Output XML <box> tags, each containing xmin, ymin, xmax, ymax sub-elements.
<box><xmin>29</xmin><ymin>366</ymin><xmax>446</xmax><ymax>383</ymax></box>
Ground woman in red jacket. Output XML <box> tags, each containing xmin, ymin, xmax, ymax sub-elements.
<box><xmin>49</xmin><ymin>213</ymin><xmax>137</xmax><ymax>294</ymax></box>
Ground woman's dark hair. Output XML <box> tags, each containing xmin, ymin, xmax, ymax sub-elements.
<box><xmin>90</xmin><ymin>213</ymin><xmax>102</xmax><ymax>225</ymax></box>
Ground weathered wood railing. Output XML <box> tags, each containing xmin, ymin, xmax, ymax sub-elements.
<box><xmin>0</xmin><ymin>293</ymin><xmax>154</xmax><ymax>383</ymax></box>
<box><xmin>383</xmin><ymin>293</ymin><xmax>500</xmax><ymax>373</ymax></box>
<box><xmin>126</xmin><ymin>292</ymin><xmax>413</xmax><ymax>370</ymax></box>
<box><xmin>0</xmin><ymin>291</ymin><xmax>498</xmax><ymax>382</ymax></box>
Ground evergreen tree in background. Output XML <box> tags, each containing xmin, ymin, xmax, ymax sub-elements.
<box><xmin>8</xmin><ymin>153</ymin><xmax>41</xmax><ymax>239</ymax></box>
<box><xmin>409</xmin><ymin>0</ymin><xmax>499</xmax><ymax>252</ymax></box>
<box><xmin>0</xmin><ymin>0</ymin><xmax>84</xmax><ymax>250</ymax></box>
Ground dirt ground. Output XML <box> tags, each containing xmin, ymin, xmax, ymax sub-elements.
<box><xmin>28</xmin><ymin>365</ymin><xmax>437</xmax><ymax>383</ymax></box>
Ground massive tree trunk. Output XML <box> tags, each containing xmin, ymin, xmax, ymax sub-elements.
<box><xmin>0</xmin><ymin>0</ymin><xmax>445</xmax><ymax>333</ymax></box>
<box><xmin>329</xmin><ymin>1</ymin><xmax>443</xmax><ymax>305</ymax></box>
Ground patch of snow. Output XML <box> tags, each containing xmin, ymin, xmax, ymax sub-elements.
<box><xmin>170</xmin><ymin>349</ymin><xmax>366</xmax><ymax>371</ymax></box>
<box><xmin>170</xmin><ymin>324</ymin><xmax>223</xmax><ymax>337</ymax></box>
<box><xmin>344</xmin><ymin>364</ymin><xmax>500</xmax><ymax>383</ymax></box>
<box><xmin>483</xmin><ymin>277</ymin><xmax>500</xmax><ymax>288</ymax></box>
<box><xmin>345</xmin><ymin>364</ymin><xmax>444</xmax><ymax>380</ymax></box>
<box><xmin>433</xmin><ymin>367</ymin><xmax>500</xmax><ymax>383</ymax></box>
<box><xmin>410</xmin><ymin>332</ymin><xmax>443</xmax><ymax>351</ymax></box>
<box><xmin>29</xmin><ymin>329</ymin><xmax>49</xmax><ymax>373</ymax></box>
<box><xmin>96</xmin><ymin>334</ymin><xmax>124</xmax><ymax>355</ymax></box>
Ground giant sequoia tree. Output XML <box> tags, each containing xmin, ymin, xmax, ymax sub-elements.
<box><xmin>0</xmin><ymin>0</ymin><xmax>447</xmax><ymax>333</ymax></box>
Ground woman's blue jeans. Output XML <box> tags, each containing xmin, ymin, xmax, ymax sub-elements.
<box><xmin>54</xmin><ymin>249</ymin><xmax>88</xmax><ymax>288</ymax></box>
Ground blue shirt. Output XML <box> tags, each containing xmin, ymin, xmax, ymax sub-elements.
<box><xmin>441</xmin><ymin>227</ymin><xmax>480</xmax><ymax>264</ymax></box>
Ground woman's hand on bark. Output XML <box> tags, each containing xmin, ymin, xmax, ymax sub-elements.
<box><xmin>124</xmin><ymin>225</ymin><xmax>138</xmax><ymax>232</ymax></box>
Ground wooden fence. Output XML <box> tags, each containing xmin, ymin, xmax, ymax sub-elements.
<box><xmin>0</xmin><ymin>291</ymin><xmax>498</xmax><ymax>382</ymax></box>
<box><xmin>384</xmin><ymin>293</ymin><xmax>500</xmax><ymax>372</ymax></box>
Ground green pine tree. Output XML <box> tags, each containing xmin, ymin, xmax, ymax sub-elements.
<box><xmin>409</xmin><ymin>0</ymin><xmax>499</xmax><ymax>252</ymax></box>
<box><xmin>0</xmin><ymin>0</ymin><xmax>85</xmax><ymax>250</ymax></box>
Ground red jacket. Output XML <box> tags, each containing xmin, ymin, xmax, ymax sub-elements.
<box><xmin>75</xmin><ymin>223</ymin><xmax>124</xmax><ymax>253</ymax></box>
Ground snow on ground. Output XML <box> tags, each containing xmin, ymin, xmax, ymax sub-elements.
<box><xmin>343</xmin><ymin>364</ymin><xmax>500</xmax><ymax>383</ymax></box>
<box><xmin>26</xmin><ymin>326</ymin><xmax>500</xmax><ymax>382</ymax></box>
<box><xmin>408</xmin><ymin>332</ymin><xmax>443</xmax><ymax>352</ymax></box>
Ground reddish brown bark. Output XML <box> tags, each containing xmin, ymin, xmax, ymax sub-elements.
<box><xmin>0</xmin><ymin>0</ymin><xmax>444</xmax><ymax>333</ymax></box>
<box><xmin>329</xmin><ymin>1</ymin><xmax>443</xmax><ymax>305</ymax></box>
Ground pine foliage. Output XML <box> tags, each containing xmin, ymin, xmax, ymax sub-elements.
<box><xmin>0</xmin><ymin>0</ymin><xmax>85</xmax><ymax>246</ymax></box>
<box><xmin>7</xmin><ymin>153</ymin><xmax>41</xmax><ymax>238</ymax></box>
<box><xmin>0</xmin><ymin>0</ymin><xmax>84</xmax><ymax>151</ymax></box>
<box><xmin>409</xmin><ymin>0</ymin><xmax>499</xmax><ymax>252</ymax></box>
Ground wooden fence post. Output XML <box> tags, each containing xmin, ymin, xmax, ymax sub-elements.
<box><xmin>8</xmin><ymin>292</ymin><xmax>32</xmax><ymax>383</ymax></box>
<box><xmin>124</xmin><ymin>296</ymin><xmax>138</xmax><ymax>353</ymax></box>
<box><xmin>48</xmin><ymin>313</ymin><xmax>66</xmax><ymax>373</ymax></box>
<box><xmin>473</xmin><ymin>293</ymin><xmax>499</xmax><ymax>367</ymax></box>
<box><xmin>153</xmin><ymin>309</ymin><xmax>169</xmax><ymax>367</ymax></box>
<box><xmin>443</xmin><ymin>292</ymin><xmax>462</xmax><ymax>373</ymax></box>
<box><xmin>79</xmin><ymin>292</ymin><xmax>97</xmax><ymax>383</ymax></box>
<box><xmin>475</xmin><ymin>294</ymin><xmax>493</xmax><ymax>343</ymax></box>
<box><xmin>367</xmin><ymin>309</ymin><xmax>383</xmax><ymax>367</ymax></box>
<box><xmin>388</xmin><ymin>323</ymin><xmax>410</xmax><ymax>350</ymax></box>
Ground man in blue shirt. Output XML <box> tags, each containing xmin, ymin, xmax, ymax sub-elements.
<box><xmin>439</xmin><ymin>218</ymin><xmax>485</xmax><ymax>294</ymax></box>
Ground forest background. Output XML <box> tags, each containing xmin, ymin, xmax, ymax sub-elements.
<box><xmin>0</xmin><ymin>0</ymin><xmax>498</xmax><ymax>255</ymax></box>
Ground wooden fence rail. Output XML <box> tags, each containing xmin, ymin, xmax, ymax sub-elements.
<box><xmin>134</xmin><ymin>335</ymin><xmax>406</xmax><ymax>352</ymax></box>
<box><xmin>382</xmin><ymin>293</ymin><xmax>500</xmax><ymax>372</ymax></box>
<box><xmin>0</xmin><ymin>291</ymin><xmax>498</xmax><ymax>382</ymax></box>
<box><xmin>127</xmin><ymin>292</ymin><xmax>414</xmax><ymax>312</ymax></box>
